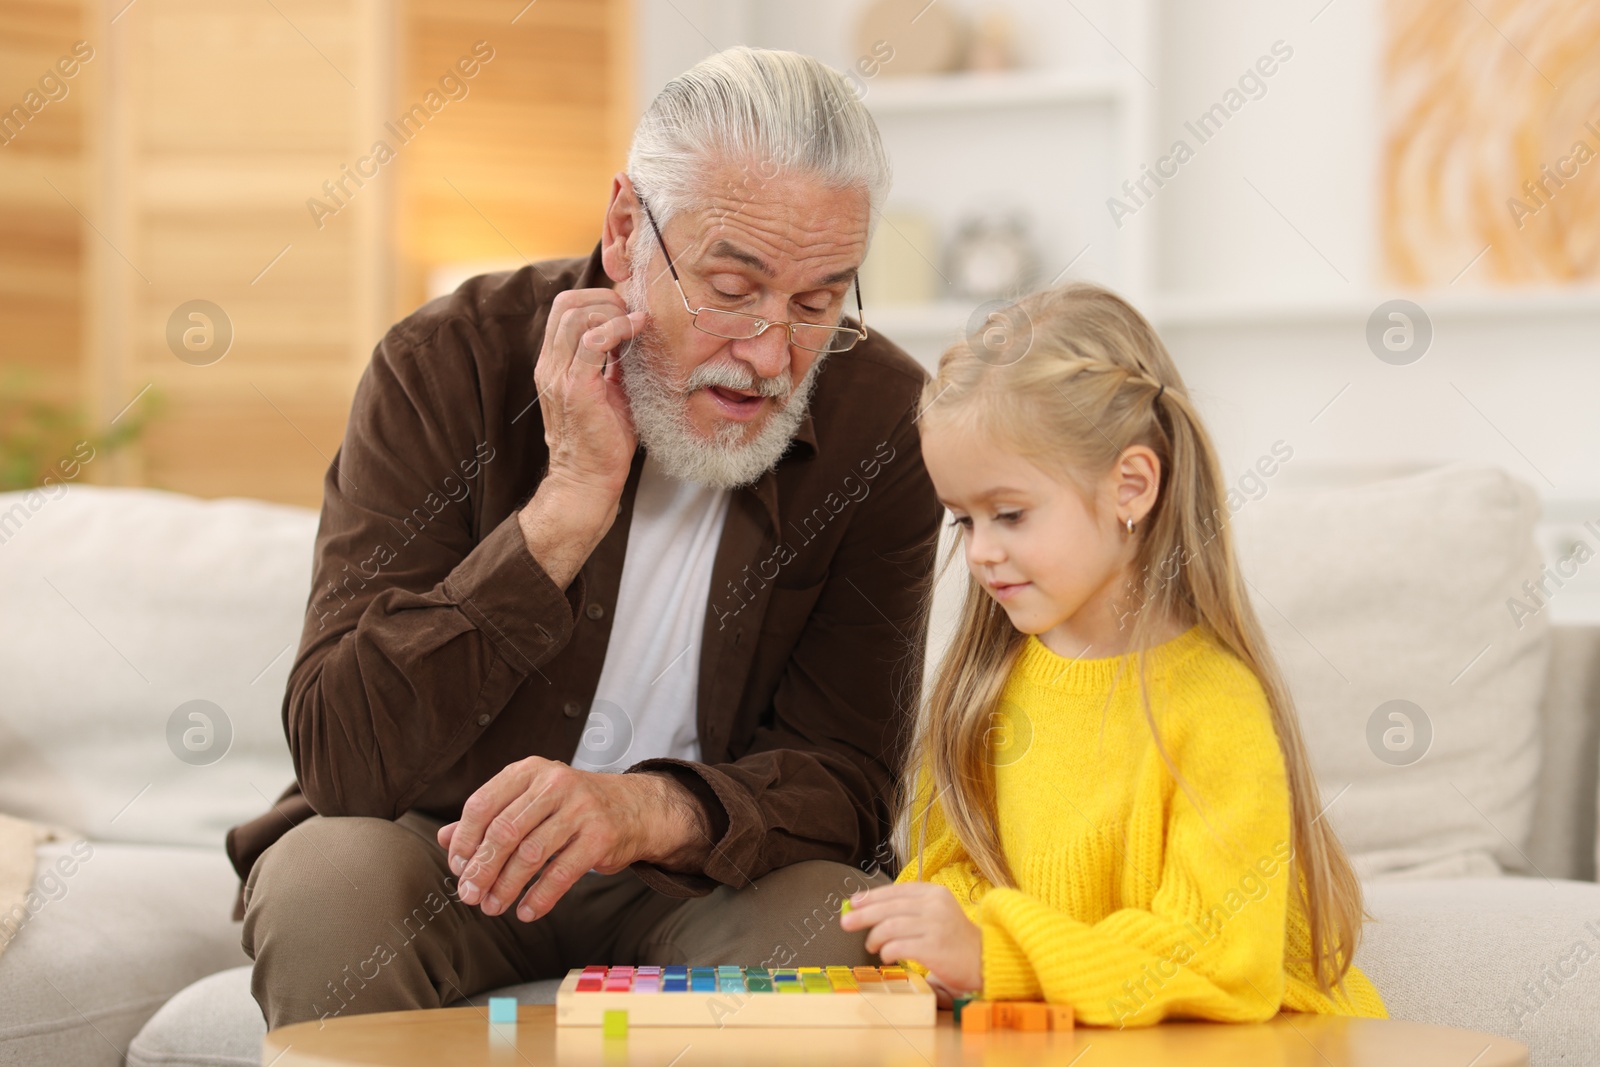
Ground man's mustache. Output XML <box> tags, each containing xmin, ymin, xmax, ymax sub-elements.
<box><xmin>619</xmin><ymin>300</ymin><xmax>802</xmax><ymax>401</ymax></box>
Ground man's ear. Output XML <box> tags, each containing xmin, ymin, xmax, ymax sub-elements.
<box><xmin>600</xmin><ymin>172</ymin><xmax>640</xmax><ymax>285</ymax></box>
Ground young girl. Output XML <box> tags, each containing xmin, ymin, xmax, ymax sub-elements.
<box><xmin>840</xmin><ymin>283</ymin><xmax>1387</xmax><ymax>1027</ymax></box>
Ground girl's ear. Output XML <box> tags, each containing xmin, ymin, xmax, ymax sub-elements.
<box><xmin>1114</xmin><ymin>444</ymin><xmax>1162</xmax><ymax>526</ymax></box>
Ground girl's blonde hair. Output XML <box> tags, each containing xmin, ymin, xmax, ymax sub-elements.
<box><xmin>901</xmin><ymin>282</ymin><xmax>1364</xmax><ymax>994</ymax></box>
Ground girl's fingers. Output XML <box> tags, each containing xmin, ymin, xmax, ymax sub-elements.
<box><xmin>874</xmin><ymin>935</ymin><xmax>935</xmax><ymax>968</ymax></box>
<box><xmin>839</xmin><ymin>896</ymin><xmax>915</xmax><ymax>932</ymax></box>
<box><xmin>861</xmin><ymin>915</ymin><xmax>928</xmax><ymax>957</ymax></box>
<box><xmin>841</xmin><ymin>883</ymin><xmax>939</xmax><ymax>931</ymax></box>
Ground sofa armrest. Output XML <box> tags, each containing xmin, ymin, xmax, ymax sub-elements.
<box><xmin>1522</xmin><ymin>624</ymin><xmax>1600</xmax><ymax>882</ymax></box>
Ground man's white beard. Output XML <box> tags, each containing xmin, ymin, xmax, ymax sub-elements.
<box><xmin>619</xmin><ymin>272</ymin><xmax>825</xmax><ymax>491</ymax></box>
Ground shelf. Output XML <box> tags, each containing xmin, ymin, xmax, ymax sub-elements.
<box><xmin>1150</xmin><ymin>287</ymin><xmax>1600</xmax><ymax>328</ymax></box>
<box><xmin>862</xmin><ymin>67</ymin><xmax>1133</xmax><ymax>115</ymax></box>
<box><xmin>865</xmin><ymin>287</ymin><xmax>1600</xmax><ymax>342</ymax></box>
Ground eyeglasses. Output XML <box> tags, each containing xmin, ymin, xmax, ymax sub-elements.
<box><xmin>637</xmin><ymin>195</ymin><xmax>869</xmax><ymax>354</ymax></box>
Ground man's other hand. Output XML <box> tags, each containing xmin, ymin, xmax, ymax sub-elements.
<box><xmin>437</xmin><ymin>758</ymin><xmax>711</xmax><ymax>921</ymax></box>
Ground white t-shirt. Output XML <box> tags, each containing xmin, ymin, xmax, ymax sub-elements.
<box><xmin>569</xmin><ymin>452</ymin><xmax>730</xmax><ymax>772</ymax></box>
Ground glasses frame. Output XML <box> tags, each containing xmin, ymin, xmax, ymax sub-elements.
<box><xmin>636</xmin><ymin>195</ymin><xmax>869</xmax><ymax>355</ymax></box>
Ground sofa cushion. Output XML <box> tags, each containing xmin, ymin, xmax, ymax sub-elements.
<box><xmin>0</xmin><ymin>486</ymin><xmax>313</xmax><ymax>847</ymax></box>
<box><xmin>126</xmin><ymin>967</ymin><xmax>261</xmax><ymax>1067</ymax></box>
<box><xmin>0</xmin><ymin>840</ymin><xmax>250</xmax><ymax>1067</ymax></box>
<box><xmin>1231</xmin><ymin>464</ymin><xmax>1548</xmax><ymax>878</ymax></box>
<box><xmin>1357</xmin><ymin>877</ymin><xmax>1600</xmax><ymax>1066</ymax></box>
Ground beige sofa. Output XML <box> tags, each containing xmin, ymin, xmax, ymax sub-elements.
<box><xmin>0</xmin><ymin>465</ymin><xmax>1595</xmax><ymax>1066</ymax></box>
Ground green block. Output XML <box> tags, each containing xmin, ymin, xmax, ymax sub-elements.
<box><xmin>746</xmin><ymin>977</ymin><xmax>774</xmax><ymax>992</ymax></box>
<box><xmin>745</xmin><ymin>967</ymin><xmax>769</xmax><ymax>978</ymax></box>
<box><xmin>602</xmin><ymin>1010</ymin><xmax>628</xmax><ymax>1039</ymax></box>
<box><xmin>777</xmin><ymin>982</ymin><xmax>806</xmax><ymax>993</ymax></box>
<box><xmin>952</xmin><ymin>994</ymin><xmax>975</xmax><ymax>1022</ymax></box>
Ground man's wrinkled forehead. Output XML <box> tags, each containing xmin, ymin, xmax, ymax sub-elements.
<box><xmin>672</xmin><ymin>173</ymin><xmax>871</xmax><ymax>285</ymax></box>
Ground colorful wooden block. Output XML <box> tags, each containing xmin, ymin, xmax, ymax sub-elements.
<box><xmin>1013</xmin><ymin>1003</ymin><xmax>1049</xmax><ymax>1031</ymax></box>
<box><xmin>486</xmin><ymin>997</ymin><xmax>517</xmax><ymax>1024</ymax></box>
<box><xmin>992</xmin><ymin>1003</ymin><xmax>1017</xmax><ymax>1028</ymax></box>
<box><xmin>960</xmin><ymin>1000</ymin><xmax>992</xmax><ymax>1032</ymax></box>
<box><xmin>602</xmin><ymin>1010</ymin><xmax>627</xmax><ymax>1038</ymax></box>
<box><xmin>951</xmin><ymin>994</ymin><xmax>974</xmax><ymax>1022</ymax></box>
<box><xmin>1049</xmin><ymin>1004</ymin><xmax>1075</xmax><ymax>1031</ymax></box>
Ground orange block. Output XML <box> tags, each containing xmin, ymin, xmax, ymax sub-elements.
<box><xmin>992</xmin><ymin>1003</ymin><xmax>1017</xmax><ymax>1029</ymax></box>
<box><xmin>960</xmin><ymin>1001</ymin><xmax>993</xmax><ymax>1032</ymax></box>
<box><xmin>1013</xmin><ymin>1003</ymin><xmax>1049</xmax><ymax>1031</ymax></box>
<box><xmin>1048</xmin><ymin>1004</ymin><xmax>1075</xmax><ymax>1031</ymax></box>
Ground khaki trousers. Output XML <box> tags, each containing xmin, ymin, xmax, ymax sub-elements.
<box><xmin>241</xmin><ymin>812</ymin><xmax>890</xmax><ymax>1029</ymax></box>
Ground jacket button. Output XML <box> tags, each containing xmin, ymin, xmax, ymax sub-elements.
<box><xmin>563</xmin><ymin>700</ymin><xmax>582</xmax><ymax>718</ymax></box>
<box><xmin>476</xmin><ymin>713</ymin><xmax>491</xmax><ymax>726</ymax></box>
<box><xmin>586</xmin><ymin>603</ymin><xmax>605</xmax><ymax>620</ymax></box>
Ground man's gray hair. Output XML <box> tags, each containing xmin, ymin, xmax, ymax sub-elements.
<box><xmin>627</xmin><ymin>47</ymin><xmax>891</xmax><ymax>237</ymax></box>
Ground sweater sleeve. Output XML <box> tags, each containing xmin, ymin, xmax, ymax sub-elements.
<box><xmin>977</xmin><ymin>694</ymin><xmax>1300</xmax><ymax>1026</ymax></box>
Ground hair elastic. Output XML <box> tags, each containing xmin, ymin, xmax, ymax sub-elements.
<box><xmin>1154</xmin><ymin>383</ymin><xmax>1166</xmax><ymax>402</ymax></box>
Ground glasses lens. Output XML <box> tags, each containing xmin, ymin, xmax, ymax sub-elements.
<box><xmin>693</xmin><ymin>308</ymin><xmax>767</xmax><ymax>340</ymax></box>
<box><xmin>792</xmin><ymin>324</ymin><xmax>862</xmax><ymax>353</ymax></box>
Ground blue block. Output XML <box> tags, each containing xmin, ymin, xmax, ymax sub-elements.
<box><xmin>662</xmin><ymin>977</ymin><xmax>688</xmax><ymax>992</ymax></box>
<box><xmin>663</xmin><ymin>965</ymin><xmax>689</xmax><ymax>978</ymax></box>
<box><xmin>716</xmin><ymin>965</ymin><xmax>742</xmax><ymax>976</ymax></box>
<box><xmin>487</xmin><ymin>997</ymin><xmax>517</xmax><ymax>1024</ymax></box>
<box><xmin>690</xmin><ymin>975</ymin><xmax>716</xmax><ymax>992</ymax></box>
<box><xmin>719</xmin><ymin>976</ymin><xmax>746</xmax><ymax>993</ymax></box>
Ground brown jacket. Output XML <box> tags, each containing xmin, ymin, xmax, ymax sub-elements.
<box><xmin>225</xmin><ymin>247</ymin><xmax>942</xmax><ymax>911</ymax></box>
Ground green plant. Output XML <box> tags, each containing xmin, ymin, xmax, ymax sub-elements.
<box><xmin>0</xmin><ymin>367</ymin><xmax>164</xmax><ymax>492</ymax></box>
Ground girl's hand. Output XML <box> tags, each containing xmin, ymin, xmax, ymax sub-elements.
<box><xmin>840</xmin><ymin>883</ymin><xmax>983</xmax><ymax>995</ymax></box>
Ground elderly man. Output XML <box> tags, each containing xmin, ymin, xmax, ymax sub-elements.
<box><xmin>228</xmin><ymin>47</ymin><xmax>942</xmax><ymax>1027</ymax></box>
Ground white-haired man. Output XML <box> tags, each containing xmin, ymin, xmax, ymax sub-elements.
<box><xmin>231</xmin><ymin>47</ymin><xmax>942</xmax><ymax>1026</ymax></box>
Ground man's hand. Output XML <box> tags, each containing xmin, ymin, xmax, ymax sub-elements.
<box><xmin>536</xmin><ymin>287</ymin><xmax>645</xmax><ymax>500</ymax></box>
<box><xmin>839</xmin><ymin>883</ymin><xmax>983</xmax><ymax>996</ymax></box>
<box><xmin>437</xmin><ymin>758</ymin><xmax>713</xmax><ymax>922</ymax></box>
<box><xmin>518</xmin><ymin>288</ymin><xmax>649</xmax><ymax>590</ymax></box>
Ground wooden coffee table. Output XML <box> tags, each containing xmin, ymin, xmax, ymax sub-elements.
<box><xmin>262</xmin><ymin>1004</ymin><xmax>1529</xmax><ymax>1066</ymax></box>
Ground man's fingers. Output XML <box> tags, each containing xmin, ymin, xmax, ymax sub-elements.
<box><xmin>477</xmin><ymin>804</ymin><xmax>575</xmax><ymax>917</ymax></box>
<box><xmin>537</xmin><ymin>292</ymin><xmax>629</xmax><ymax>383</ymax></box>
<box><xmin>450</xmin><ymin>760</ymin><xmax>553</xmax><ymax>899</ymax></box>
<box><xmin>572</xmin><ymin>309</ymin><xmax>649</xmax><ymax>371</ymax></box>
<box><xmin>551</xmin><ymin>301</ymin><xmax>632</xmax><ymax>374</ymax></box>
<box><xmin>514</xmin><ymin>843</ymin><xmax>593</xmax><ymax>922</ymax></box>
<box><xmin>436</xmin><ymin>821</ymin><xmax>458</xmax><ymax>851</ymax></box>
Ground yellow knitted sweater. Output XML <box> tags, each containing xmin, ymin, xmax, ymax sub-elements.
<box><xmin>896</xmin><ymin>625</ymin><xmax>1388</xmax><ymax>1026</ymax></box>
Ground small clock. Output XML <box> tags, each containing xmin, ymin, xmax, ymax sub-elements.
<box><xmin>944</xmin><ymin>214</ymin><xmax>1038</xmax><ymax>300</ymax></box>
